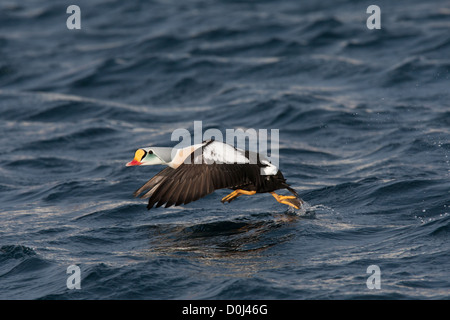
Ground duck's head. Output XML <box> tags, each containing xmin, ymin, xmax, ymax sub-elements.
<box><xmin>126</xmin><ymin>147</ymin><xmax>173</xmax><ymax>166</ymax></box>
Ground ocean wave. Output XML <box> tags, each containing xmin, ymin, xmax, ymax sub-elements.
<box><xmin>380</xmin><ymin>55</ymin><xmax>450</xmax><ymax>86</ymax></box>
<box><xmin>0</xmin><ymin>245</ymin><xmax>36</xmax><ymax>261</ymax></box>
<box><xmin>5</xmin><ymin>156</ymin><xmax>82</xmax><ymax>172</ymax></box>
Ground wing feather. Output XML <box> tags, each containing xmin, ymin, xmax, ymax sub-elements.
<box><xmin>133</xmin><ymin>166</ymin><xmax>174</xmax><ymax>198</ymax></box>
<box><xmin>137</xmin><ymin>162</ymin><xmax>262</xmax><ymax>210</ymax></box>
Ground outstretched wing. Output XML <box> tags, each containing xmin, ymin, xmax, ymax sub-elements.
<box><xmin>134</xmin><ymin>162</ymin><xmax>262</xmax><ymax>210</ymax></box>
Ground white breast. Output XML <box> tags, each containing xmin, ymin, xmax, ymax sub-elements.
<box><xmin>202</xmin><ymin>141</ymin><xmax>249</xmax><ymax>164</ymax></box>
<box><xmin>260</xmin><ymin>159</ymin><xmax>278</xmax><ymax>175</ymax></box>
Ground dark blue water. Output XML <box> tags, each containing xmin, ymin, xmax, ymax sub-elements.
<box><xmin>1</xmin><ymin>0</ymin><xmax>449</xmax><ymax>300</ymax></box>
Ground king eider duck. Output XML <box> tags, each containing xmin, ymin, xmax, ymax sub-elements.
<box><xmin>126</xmin><ymin>140</ymin><xmax>302</xmax><ymax>210</ymax></box>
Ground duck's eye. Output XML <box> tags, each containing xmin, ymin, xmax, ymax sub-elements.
<box><xmin>148</xmin><ymin>150</ymin><xmax>153</xmax><ymax>155</ymax></box>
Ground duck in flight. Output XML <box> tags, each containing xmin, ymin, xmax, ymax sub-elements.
<box><xmin>126</xmin><ymin>140</ymin><xmax>302</xmax><ymax>210</ymax></box>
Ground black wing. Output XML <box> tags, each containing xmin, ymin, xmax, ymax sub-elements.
<box><xmin>134</xmin><ymin>163</ymin><xmax>263</xmax><ymax>210</ymax></box>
